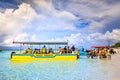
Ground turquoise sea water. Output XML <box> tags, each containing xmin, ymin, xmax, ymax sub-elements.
<box><xmin>0</xmin><ymin>51</ymin><xmax>120</xmax><ymax>80</ymax></box>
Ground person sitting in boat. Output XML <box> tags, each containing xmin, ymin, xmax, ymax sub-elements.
<box><xmin>33</xmin><ymin>48</ymin><xmax>40</xmax><ymax>54</ymax></box>
<box><xmin>59</xmin><ymin>47</ymin><xmax>63</xmax><ymax>54</ymax></box>
<box><xmin>48</xmin><ymin>48</ymin><xmax>54</xmax><ymax>54</ymax></box>
<box><xmin>67</xmin><ymin>46</ymin><xmax>72</xmax><ymax>53</ymax></box>
<box><xmin>41</xmin><ymin>45</ymin><xmax>47</xmax><ymax>54</ymax></box>
<box><xmin>26</xmin><ymin>48</ymin><xmax>32</xmax><ymax>54</ymax></box>
<box><xmin>63</xmin><ymin>46</ymin><xmax>67</xmax><ymax>53</ymax></box>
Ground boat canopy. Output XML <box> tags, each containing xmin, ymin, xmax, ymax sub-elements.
<box><xmin>91</xmin><ymin>46</ymin><xmax>110</xmax><ymax>48</ymax></box>
<box><xmin>13</xmin><ymin>41</ymin><xmax>68</xmax><ymax>45</ymax></box>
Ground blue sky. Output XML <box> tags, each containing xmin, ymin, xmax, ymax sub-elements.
<box><xmin>0</xmin><ymin>0</ymin><xmax>120</xmax><ymax>49</ymax></box>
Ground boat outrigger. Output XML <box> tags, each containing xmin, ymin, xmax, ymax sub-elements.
<box><xmin>11</xmin><ymin>41</ymin><xmax>79</xmax><ymax>61</ymax></box>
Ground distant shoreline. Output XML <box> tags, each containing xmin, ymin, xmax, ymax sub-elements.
<box><xmin>112</xmin><ymin>47</ymin><xmax>120</xmax><ymax>54</ymax></box>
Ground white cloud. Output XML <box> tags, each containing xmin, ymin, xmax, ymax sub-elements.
<box><xmin>64</xmin><ymin>33</ymin><xmax>84</xmax><ymax>45</ymax></box>
<box><xmin>0</xmin><ymin>1</ymin><xmax>78</xmax><ymax>46</ymax></box>
<box><xmin>46</xmin><ymin>33</ymin><xmax>84</xmax><ymax>47</ymax></box>
<box><xmin>45</xmin><ymin>28</ymin><xmax>120</xmax><ymax>48</ymax></box>
<box><xmin>30</xmin><ymin>34</ymin><xmax>38</xmax><ymax>41</ymax></box>
<box><xmin>0</xmin><ymin>3</ymin><xmax>36</xmax><ymax>33</ymax></box>
<box><xmin>0</xmin><ymin>0</ymin><xmax>120</xmax><ymax>48</ymax></box>
<box><xmin>20</xmin><ymin>0</ymin><xmax>78</xmax><ymax>31</ymax></box>
<box><xmin>32</xmin><ymin>0</ymin><xmax>55</xmax><ymax>14</ymax></box>
<box><xmin>0</xmin><ymin>3</ymin><xmax>40</xmax><ymax>46</ymax></box>
<box><xmin>63</xmin><ymin>0</ymin><xmax>120</xmax><ymax>32</ymax></box>
<box><xmin>3</xmin><ymin>33</ymin><xmax>28</xmax><ymax>46</ymax></box>
<box><xmin>13</xmin><ymin>3</ymin><xmax>37</xmax><ymax>21</ymax></box>
<box><xmin>87</xmin><ymin>29</ymin><xmax>120</xmax><ymax>46</ymax></box>
<box><xmin>98</xmin><ymin>3</ymin><xmax>120</xmax><ymax>18</ymax></box>
<box><xmin>55</xmin><ymin>10</ymin><xmax>78</xmax><ymax>21</ymax></box>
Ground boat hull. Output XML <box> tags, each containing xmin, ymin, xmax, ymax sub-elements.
<box><xmin>11</xmin><ymin>53</ymin><xmax>77</xmax><ymax>61</ymax></box>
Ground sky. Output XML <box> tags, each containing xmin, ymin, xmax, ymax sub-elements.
<box><xmin>0</xmin><ymin>0</ymin><xmax>120</xmax><ymax>49</ymax></box>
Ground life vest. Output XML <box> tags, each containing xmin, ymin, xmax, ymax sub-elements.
<box><xmin>34</xmin><ymin>50</ymin><xmax>38</xmax><ymax>54</ymax></box>
<box><xmin>102</xmin><ymin>49</ymin><xmax>107</xmax><ymax>56</ymax></box>
<box><xmin>102</xmin><ymin>50</ymin><xmax>105</xmax><ymax>54</ymax></box>
<box><xmin>42</xmin><ymin>48</ymin><xmax>47</xmax><ymax>53</ymax></box>
<box><xmin>26</xmin><ymin>49</ymin><xmax>32</xmax><ymax>54</ymax></box>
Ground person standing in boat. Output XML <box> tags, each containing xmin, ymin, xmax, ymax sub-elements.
<box><xmin>41</xmin><ymin>45</ymin><xmax>47</xmax><ymax>54</ymax></box>
<box><xmin>48</xmin><ymin>48</ymin><xmax>54</xmax><ymax>54</ymax></box>
<box><xmin>82</xmin><ymin>47</ymin><xmax>84</xmax><ymax>52</ymax></box>
<box><xmin>71</xmin><ymin>45</ymin><xmax>75</xmax><ymax>54</ymax></box>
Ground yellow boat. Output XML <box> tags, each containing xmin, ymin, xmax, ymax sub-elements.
<box><xmin>11</xmin><ymin>41</ymin><xmax>79</xmax><ymax>61</ymax></box>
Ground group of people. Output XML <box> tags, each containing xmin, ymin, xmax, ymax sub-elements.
<box><xmin>25</xmin><ymin>46</ymin><xmax>49</xmax><ymax>54</ymax></box>
<box><xmin>25</xmin><ymin>46</ymin><xmax>116</xmax><ymax>60</ymax></box>
<box><xmin>58</xmin><ymin>46</ymin><xmax>80</xmax><ymax>58</ymax></box>
<box><xmin>25</xmin><ymin>45</ymin><xmax>79</xmax><ymax>56</ymax></box>
<box><xmin>86</xmin><ymin>48</ymin><xmax>116</xmax><ymax>59</ymax></box>
<box><xmin>58</xmin><ymin>45</ymin><xmax>76</xmax><ymax>54</ymax></box>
